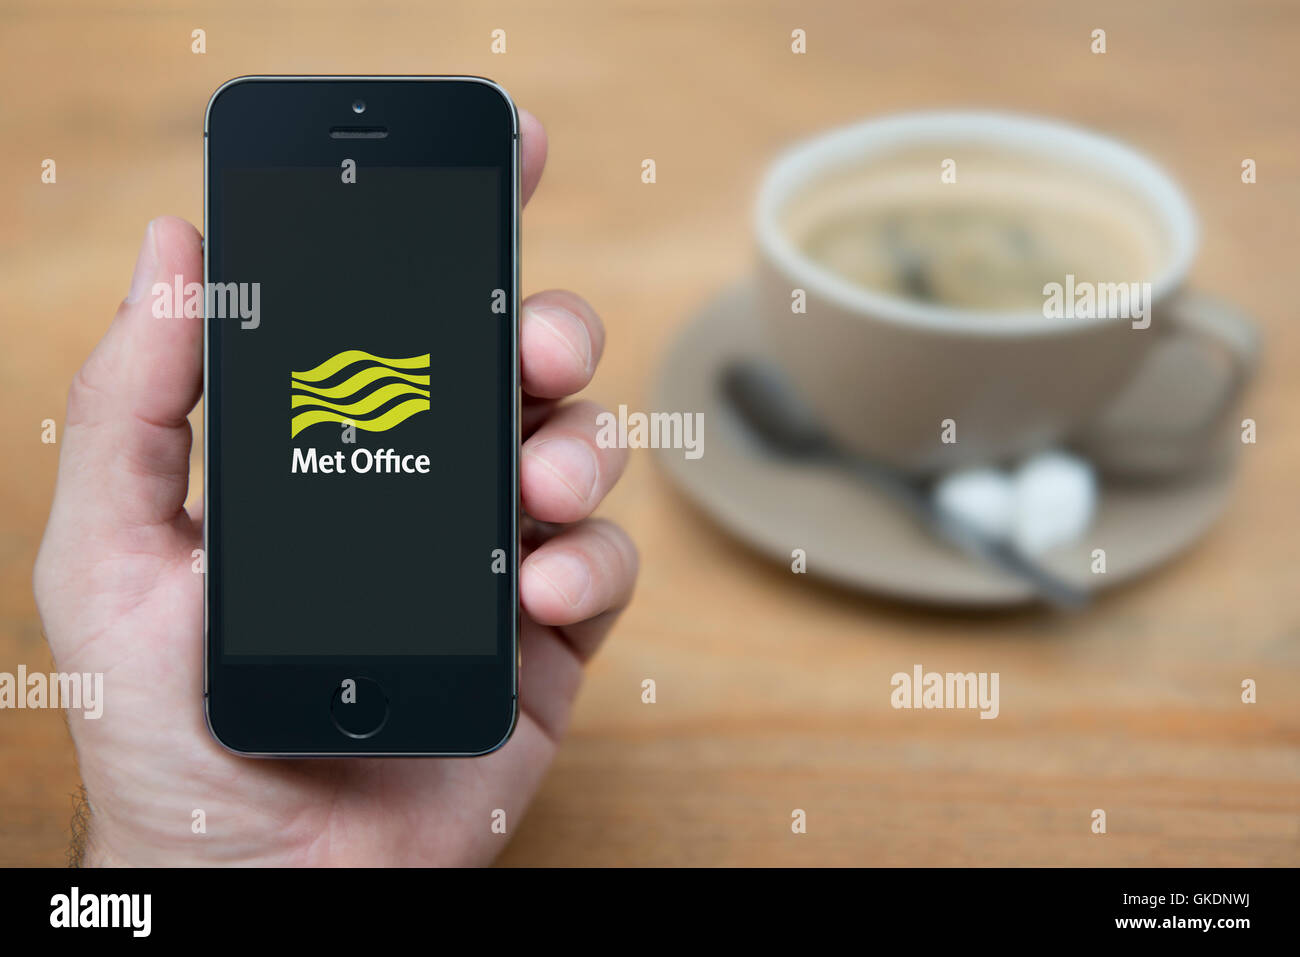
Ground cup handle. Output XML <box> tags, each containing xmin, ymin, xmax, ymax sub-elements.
<box><xmin>1151</xmin><ymin>289</ymin><xmax>1260</xmax><ymax>437</ymax></box>
<box><xmin>1073</xmin><ymin>289</ymin><xmax>1260</xmax><ymax>477</ymax></box>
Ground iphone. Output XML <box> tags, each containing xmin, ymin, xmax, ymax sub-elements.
<box><xmin>203</xmin><ymin>77</ymin><xmax>519</xmax><ymax>755</ymax></box>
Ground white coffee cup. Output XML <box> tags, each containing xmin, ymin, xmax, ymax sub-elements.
<box><xmin>755</xmin><ymin>111</ymin><xmax>1257</xmax><ymax>475</ymax></box>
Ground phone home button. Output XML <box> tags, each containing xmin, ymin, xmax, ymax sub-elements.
<box><xmin>330</xmin><ymin>678</ymin><xmax>389</xmax><ymax>739</ymax></box>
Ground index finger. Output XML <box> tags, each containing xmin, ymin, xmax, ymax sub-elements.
<box><xmin>520</xmin><ymin>107</ymin><xmax>547</xmax><ymax>206</ymax></box>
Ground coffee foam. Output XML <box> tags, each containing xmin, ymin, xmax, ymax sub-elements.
<box><xmin>782</xmin><ymin>149</ymin><xmax>1172</xmax><ymax>312</ymax></box>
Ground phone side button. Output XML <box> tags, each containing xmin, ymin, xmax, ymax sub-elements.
<box><xmin>329</xmin><ymin>678</ymin><xmax>390</xmax><ymax>740</ymax></box>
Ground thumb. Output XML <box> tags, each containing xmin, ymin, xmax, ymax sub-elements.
<box><xmin>50</xmin><ymin>216</ymin><xmax>204</xmax><ymax>537</ymax></box>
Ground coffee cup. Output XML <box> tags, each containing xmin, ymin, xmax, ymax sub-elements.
<box><xmin>754</xmin><ymin>111</ymin><xmax>1257</xmax><ymax>476</ymax></box>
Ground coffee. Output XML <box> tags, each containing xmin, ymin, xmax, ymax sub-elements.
<box><xmin>784</xmin><ymin>150</ymin><xmax>1168</xmax><ymax>312</ymax></box>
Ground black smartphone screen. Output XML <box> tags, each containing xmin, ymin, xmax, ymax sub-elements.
<box><xmin>218</xmin><ymin>165</ymin><xmax>503</xmax><ymax>656</ymax></box>
<box><xmin>205</xmin><ymin>78</ymin><xmax>518</xmax><ymax>755</ymax></box>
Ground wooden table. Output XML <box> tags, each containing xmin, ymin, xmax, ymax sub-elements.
<box><xmin>2</xmin><ymin>0</ymin><xmax>1296</xmax><ymax>866</ymax></box>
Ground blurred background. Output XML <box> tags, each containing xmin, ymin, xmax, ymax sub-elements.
<box><xmin>2</xmin><ymin>0</ymin><xmax>1297</xmax><ymax>865</ymax></box>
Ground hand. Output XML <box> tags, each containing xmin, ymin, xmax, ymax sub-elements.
<box><xmin>32</xmin><ymin>109</ymin><xmax>637</xmax><ymax>866</ymax></box>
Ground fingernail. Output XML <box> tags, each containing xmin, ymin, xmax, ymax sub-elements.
<box><xmin>527</xmin><ymin>437</ymin><xmax>598</xmax><ymax>503</ymax></box>
<box><xmin>529</xmin><ymin>306</ymin><xmax>592</xmax><ymax>376</ymax></box>
<box><xmin>529</xmin><ymin>551</ymin><xmax>592</xmax><ymax>608</ymax></box>
<box><xmin>125</xmin><ymin>220</ymin><xmax>159</xmax><ymax>304</ymax></box>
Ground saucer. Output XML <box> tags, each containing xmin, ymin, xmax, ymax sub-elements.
<box><xmin>650</xmin><ymin>280</ymin><xmax>1240</xmax><ymax>606</ymax></box>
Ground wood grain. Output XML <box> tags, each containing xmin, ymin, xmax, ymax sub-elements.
<box><xmin>1</xmin><ymin>0</ymin><xmax>1296</xmax><ymax>866</ymax></box>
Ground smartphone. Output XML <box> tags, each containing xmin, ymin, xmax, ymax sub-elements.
<box><xmin>203</xmin><ymin>77</ymin><xmax>519</xmax><ymax>756</ymax></box>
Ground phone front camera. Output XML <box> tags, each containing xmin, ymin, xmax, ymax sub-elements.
<box><xmin>352</xmin><ymin>100</ymin><xmax>366</xmax><ymax>114</ymax></box>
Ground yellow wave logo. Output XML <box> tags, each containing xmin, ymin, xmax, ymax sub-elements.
<box><xmin>291</xmin><ymin>350</ymin><xmax>430</xmax><ymax>438</ymax></box>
